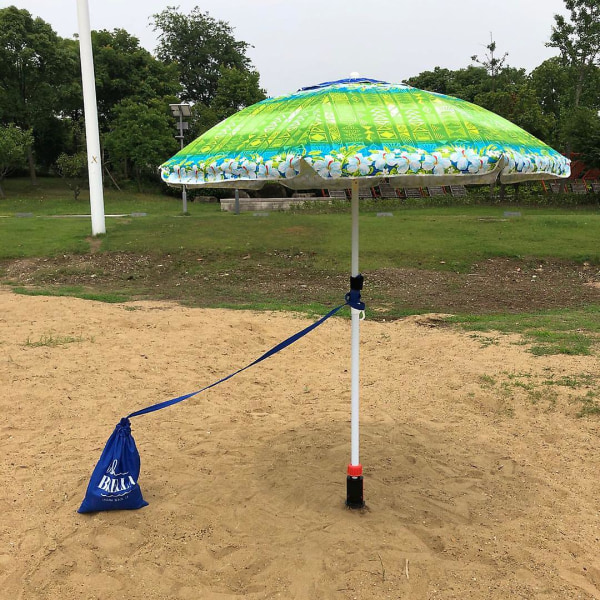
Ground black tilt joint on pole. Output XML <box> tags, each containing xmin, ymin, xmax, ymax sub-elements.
<box><xmin>346</xmin><ymin>274</ymin><xmax>365</xmax><ymax>311</ymax></box>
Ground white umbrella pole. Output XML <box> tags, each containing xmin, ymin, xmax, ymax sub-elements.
<box><xmin>346</xmin><ymin>179</ymin><xmax>364</xmax><ymax>508</ymax></box>
<box><xmin>76</xmin><ymin>0</ymin><xmax>105</xmax><ymax>236</ymax></box>
<box><xmin>351</xmin><ymin>180</ymin><xmax>360</xmax><ymax>464</ymax></box>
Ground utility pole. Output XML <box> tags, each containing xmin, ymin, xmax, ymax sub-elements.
<box><xmin>169</xmin><ymin>103</ymin><xmax>192</xmax><ymax>214</ymax></box>
<box><xmin>76</xmin><ymin>0</ymin><xmax>105</xmax><ymax>235</ymax></box>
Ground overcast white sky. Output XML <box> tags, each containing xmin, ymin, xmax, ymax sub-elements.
<box><xmin>4</xmin><ymin>0</ymin><xmax>568</xmax><ymax>97</ymax></box>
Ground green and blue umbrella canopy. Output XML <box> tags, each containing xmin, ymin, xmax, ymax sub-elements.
<box><xmin>160</xmin><ymin>77</ymin><xmax>570</xmax><ymax>189</ymax></box>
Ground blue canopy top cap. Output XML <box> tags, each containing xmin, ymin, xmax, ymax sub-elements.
<box><xmin>299</xmin><ymin>77</ymin><xmax>389</xmax><ymax>91</ymax></box>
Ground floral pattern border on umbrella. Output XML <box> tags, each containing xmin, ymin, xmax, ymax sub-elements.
<box><xmin>160</xmin><ymin>79</ymin><xmax>570</xmax><ymax>189</ymax></box>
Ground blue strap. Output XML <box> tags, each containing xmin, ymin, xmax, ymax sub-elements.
<box><xmin>126</xmin><ymin>301</ymin><xmax>352</xmax><ymax>420</ymax></box>
<box><xmin>345</xmin><ymin>289</ymin><xmax>365</xmax><ymax>311</ymax></box>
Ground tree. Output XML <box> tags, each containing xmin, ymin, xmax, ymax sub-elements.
<box><xmin>449</xmin><ymin>66</ymin><xmax>492</xmax><ymax>101</ymax></box>
<box><xmin>57</xmin><ymin>30</ymin><xmax>182</xmax><ymax>129</ymax></box>
<box><xmin>90</xmin><ymin>29</ymin><xmax>181</xmax><ymax>127</ymax></box>
<box><xmin>546</xmin><ymin>0</ymin><xmax>600</xmax><ymax>108</ymax></box>
<box><xmin>530</xmin><ymin>58</ymin><xmax>600</xmax><ymax>150</ymax></box>
<box><xmin>471</xmin><ymin>33</ymin><xmax>509</xmax><ymax>91</ymax></box>
<box><xmin>0</xmin><ymin>7</ymin><xmax>72</xmax><ymax>182</ymax></box>
<box><xmin>152</xmin><ymin>6</ymin><xmax>259</xmax><ymax>106</ymax></box>
<box><xmin>562</xmin><ymin>107</ymin><xmax>600</xmax><ymax>168</ymax></box>
<box><xmin>0</xmin><ymin>123</ymin><xmax>33</xmax><ymax>197</ymax></box>
<box><xmin>54</xmin><ymin>152</ymin><xmax>88</xmax><ymax>200</ymax></box>
<box><xmin>407</xmin><ymin>63</ymin><xmax>554</xmax><ymax>143</ymax></box>
<box><xmin>406</xmin><ymin>66</ymin><xmax>490</xmax><ymax>102</ymax></box>
<box><xmin>404</xmin><ymin>66</ymin><xmax>453</xmax><ymax>94</ymax></box>
<box><xmin>210</xmin><ymin>67</ymin><xmax>266</xmax><ymax>121</ymax></box>
<box><xmin>104</xmin><ymin>99</ymin><xmax>178</xmax><ymax>191</ymax></box>
<box><xmin>530</xmin><ymin>58</ymin><xmax>571</xmax><ymax>120</ymax></box>
<box><xmin>473</xmin><ymin>87</ymin><xmax>555</xmax><ymax>141</ymax></box>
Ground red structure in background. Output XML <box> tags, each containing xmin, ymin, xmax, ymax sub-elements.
<box><xmin>542</xmin><ymin>153</ymin><xmax>600</xmax><ymax>194</ymax></box>
<box><xmin>569</xmin><ymin>154</ymin><xmax>600</xmax><ymax>180</ymax></box>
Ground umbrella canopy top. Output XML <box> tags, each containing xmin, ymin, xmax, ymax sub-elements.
<box><xmin>160</xmin><ymin>78</ymin><xmax>570</xmax><ymax>190</ymax></box>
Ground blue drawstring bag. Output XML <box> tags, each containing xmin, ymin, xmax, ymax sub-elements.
<box><xmin>78</xmin><ymin>418</ymin><xmax>148</xmax><ymax>513</ymax></box>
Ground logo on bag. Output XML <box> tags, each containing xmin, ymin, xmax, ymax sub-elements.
<box><xmin>97</xmin><ymin>460</ymin><xmax>137</xmax><ymax>497</ymax></box>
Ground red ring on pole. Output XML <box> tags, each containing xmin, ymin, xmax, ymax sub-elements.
<box><xmin>347</xmin><ymin>464</ymin><xmax>363</xmax><ymax>477</ymax></box>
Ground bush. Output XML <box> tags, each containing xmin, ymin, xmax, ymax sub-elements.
<box><xmin>54</xmin><ymin>152</ymin><xmax>88</xmax><ymax>200</ymax></box>
<box><xmin>291</xmin><ymin>182</ymin><xmax>600</xmax><ymax>214</ymax></box>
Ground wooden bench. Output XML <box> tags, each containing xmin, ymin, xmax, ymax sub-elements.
<box><xmin>326</xmin><ymin>189</ymin><xmax>348</xmax><ymax>199</ymax></box>
<box><xmin>403</xmin><ymin>187</ymin><xmax>423</xmax><ymax>199</ymax></box>
<box><xmin>570</xmin><ymin>181</ymin><xmax>588</xmax><ymax>194</ymax></box>
<box><xmin>449</xmin><ymin>185</ymin><xmax>467</xmax><ymax>197</ymax></box>
<box><xmin>427</xmin><ymin>185</ymin><xmax>446</xmax><ymax>197</ymax></box>
<box><xmin>376</xmin><ymin>183</ymin><xmax>398</xmax><ymax>198</ymax></box>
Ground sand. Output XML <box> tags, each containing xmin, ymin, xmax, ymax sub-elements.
<box><xmin>1</xmin><ymin>288</ymin><xmax>599</xmax><ymax>599</ymax></box>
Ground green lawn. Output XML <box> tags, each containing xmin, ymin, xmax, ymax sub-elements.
<box><xmin>1</xmin><ymin>178</ymin><xmax>599</xmax><ymax>271</ymax></box>
<box><xmin>1</xmin><ymin>177</ymin><xmax>600</xmax><ymax>358</ymax></box>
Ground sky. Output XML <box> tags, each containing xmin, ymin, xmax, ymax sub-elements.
<box><xmin>4</xmin><ymin>0</ymin><xmax>569</xmax><ymax>98</ymax></box>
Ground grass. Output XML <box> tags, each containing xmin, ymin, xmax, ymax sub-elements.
<box><xmin>2</xmin><ymin>177</ymin><xmax>600</xmax><ymax>361</ymax></box>
<box><xmin>478</xmin><ymin>369</ymin><xmax>600</xmax><ymax>415</ymax></box>
<box><xmin>12</xmin><ymin>285</ymin><xmax>130</xmax><ymax>303</ymax></box>
<box><xmin>83</xmin><ymin>206</ymin><xmax>600</xmax><ymax>273</ymax></box>
<box><xmin>2</xmin><ymin>178</ymin><xmax>600</xmax><ymax>271</ymax></box>
<box><xmin>0</xmin><ymin>177</ymin><xmax>185</xmax><ymax>216</ymax></box>
<box><xmin>578</xmin><ymin>392</ymin><xmax>600</xmax><ymax>417</ymax></box>
<box><xmin>449</xmin><ymin>305</ymin><xmax>600</xmax><ymax>356</ymax></box>
<box><xmin>529</xmin><ymin>331</ymin><xmax>593</xmax><ymax>356</ymax></box>
<box><xmin>478</xmin><ymin>374</ymin><xmax>497</xmax><ymax>387</ymax></box>
<box><xmin>25</xmin><ymin>332</ymin><xmax>92</xmax><ymax>347</ymax></box>
<box><xmin>468</xmin><ymin>333</ymin><xmax>499</xmax><ymax>348</ymax></box>
<box><xmin>543</xmin><ymin>374</ymin><xmax>596</xmax><ymax>388</ymax></box>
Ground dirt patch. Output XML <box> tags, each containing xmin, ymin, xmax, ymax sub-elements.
<box><xmin>370</xmin><ymin>258</ymin><xmax>600</xmax><ymax>313</ymax></box>
<box><xmin>85</xmin><ymin>236</ymin><xmax>103</xmax><ymax>254</ymax></box>
<box><xmin>2</xmin><ymin>253</ymin><xmax>600</xmax><ymax>316</ymax></box>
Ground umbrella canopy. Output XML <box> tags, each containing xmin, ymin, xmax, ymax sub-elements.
<box><xmin>160</xmin><ymin>77</ymin><xmax>570</xmax><ymax>190</ymax></box>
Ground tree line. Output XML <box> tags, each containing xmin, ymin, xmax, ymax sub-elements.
<box><xmin>406</xmin><ymin>0</ymin><xmax>599</xmax><ymax>169</ymax></box>
<box><xmin>0</xmin><ymin>5</ymin><xmax>265</xmax><ymax>196</ymax></box>
<box><xmin>0</xmin><ymin>0</ymin><xmax>598</xmax><ymax>198</ymax></box>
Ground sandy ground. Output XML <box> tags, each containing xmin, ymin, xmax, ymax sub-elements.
<box><xmin>1</xmin><ymin>288</ymin><xmax>600</xmax><ymax>600</ymax></box>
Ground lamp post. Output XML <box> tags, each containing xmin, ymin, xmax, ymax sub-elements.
<box><xmin>76</xmin><ymin>0</ymin><xmax>105</xmax><ymax>235</ymax></box>
<box><xmin>169</xmin><ymin>103</ymin><xmax>192</xmax><ymax>214</ymax></box>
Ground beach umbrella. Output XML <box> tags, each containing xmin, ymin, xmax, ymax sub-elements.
<box><xmin>160</xmin><ymin>77</ymin><xmax>570</xmax><ymax>508</ymax></box>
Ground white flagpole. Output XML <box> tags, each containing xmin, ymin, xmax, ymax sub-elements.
<box><xmin>76</xmin><ymin>0</ymin><xmax>105</xmax><ymax>235</ymax></box>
